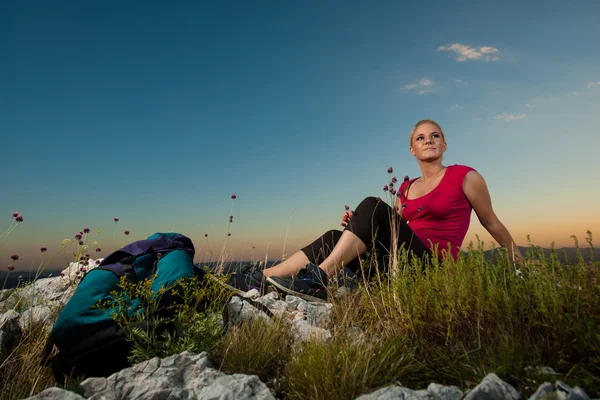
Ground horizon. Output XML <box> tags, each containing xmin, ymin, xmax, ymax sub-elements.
<box><xmin>2</xmin><ymin>1</ymin><xmax>599</xmax><ymax>271</ymax></box>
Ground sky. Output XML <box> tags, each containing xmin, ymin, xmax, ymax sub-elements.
<box><xmin>2</xmin><ymin>0</ymin><xmax>599</xmax><ymax>271</ymax></box>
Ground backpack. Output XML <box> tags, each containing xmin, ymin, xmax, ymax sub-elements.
<box><xmin>42</xmin><ymin>232</ymin><xmax>205</xmax><ymax>382</ymax></box>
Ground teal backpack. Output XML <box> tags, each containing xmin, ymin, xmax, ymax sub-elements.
<box><xmin>42</xmin><ymin>232</ymin><xmax>205</xmax><ymax>381</ymax></box>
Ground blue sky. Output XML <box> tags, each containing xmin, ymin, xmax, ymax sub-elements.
<box><xmin>2</xmin><ymin>0</ymin><xmax>599</xmax><ymax>270</ymax></box>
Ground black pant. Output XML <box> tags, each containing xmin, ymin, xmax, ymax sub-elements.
<box><xmin>300</xmin><ymin>196</ymin><xmax>432</xmax><ymax>279</ymax></box>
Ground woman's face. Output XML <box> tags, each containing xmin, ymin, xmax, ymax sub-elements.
<box><xmin>409</xmin><ymin>123</ymin><xmax>447</xmax><ymax>161</ymax></box>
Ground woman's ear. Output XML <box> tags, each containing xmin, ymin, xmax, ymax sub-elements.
<box><xmin>409</xmin><ymin>146</ymin><xmax>416</xmax><ymax>156</ymax></box>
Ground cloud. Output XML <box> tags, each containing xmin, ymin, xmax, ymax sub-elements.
<box><xmin>438</xmin><ymin>43</ymin><xmax>500</xmax><ymax>62</ymax></box>
<box><xmin>454</xmin><ymin>79</ymin><xmax>469</xmax><ymax>86</ymax></box>
<box><xmin>400</xmin><ymin>78</ymin><xmax>435</xmax><ymax>94</ymax></box>
<box><xmin>495</xmin><ymin>113</ymin><xmax>527</xmax><ymax>122</ymax></box>
<box><xmin>588</xmin><ymin>81</ymin><xmax>600</xmax><ymax>88</ymax></box>
<box><xmin>569</xmin><ymin>91</ymin><xmax>581</xmax><ymax>96</ymax></box>
<box><xmin>524</xmin><ymin>103</ymin><xmax>534</xmax><ymax>108</ymax></box>
<box><xmin>472</xmin><ymin>117</ymin><xmax>482</xmax><ymax>121</ymax></box>
<box><xmin>447</xmin><ymin>104</ymin><xmax>460</xmax><ymax>111</ymax></box>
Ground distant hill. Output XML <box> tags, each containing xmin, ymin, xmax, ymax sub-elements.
<box><xmin>474</xmin><ymin>246</ymin><xmax>599</xmax><ymax>264</ymax></box>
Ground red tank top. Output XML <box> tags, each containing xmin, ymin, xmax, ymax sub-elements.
<box><xmin>398</xmin><ymin>165</ymin><xmax>475</xmax><ymax>261</ymax></box>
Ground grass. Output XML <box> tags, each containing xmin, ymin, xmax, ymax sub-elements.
<box><xmin>1</xmin><ymin>208</ymin><xmax>598</xmax><ymax>399</ymax></box>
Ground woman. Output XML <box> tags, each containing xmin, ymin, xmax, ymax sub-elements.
<box><xmin>226</xmin><ymin>119</ymin><xmax>522</xmax><ymax>302</ymax></box>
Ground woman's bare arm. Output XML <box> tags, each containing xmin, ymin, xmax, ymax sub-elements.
<box><xmin>463</xmin><ymin>171</ymin><xmax>523</xmax><ymax>262</ymax></box>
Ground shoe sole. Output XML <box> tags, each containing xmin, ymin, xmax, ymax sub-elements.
<box><xmin>209</xmin><ymin>274</ymin><xmax>273</xmax><ymax>297</ymax></box>
<box><xmin>266</xmin><ymin>277</ymin><xmax>328</xmax><ymax>303</ymax></box>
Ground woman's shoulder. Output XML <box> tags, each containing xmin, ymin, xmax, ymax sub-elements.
<box><xmin>448</xmin><ymin>164</ymin><xmax>476</xmax><ymax>173</ymax></box>
<box><xmin>446</xmin><ymin>165</ymin><xmax>478</xmax><ymax>183</ymax></box>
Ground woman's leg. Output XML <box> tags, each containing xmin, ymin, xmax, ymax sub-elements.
<box><xmin>261</xmin><ymin>251</ymin><xmax>309</xmax><ymax>278</ymax></box>
<box><xmin>316</xmin><ymin>196</ymin><xmax>432</xmax><ymax>278</ymax></box>
<box><xmin>262</xmin><ymin>230</ymin><xmax>356</xmax><ymax>278</ymax></box>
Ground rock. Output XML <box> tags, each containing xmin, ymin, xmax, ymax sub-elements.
<box><xmin>305</xmin><ymin>302</ymin><xmax>333</xmax><ymax>328</ymax></box>
<box><xmin>0</xmin><ymin>309</ymin><xmax>21</xmax><ymax>364</ymax></box>
<box><xmin>425</xmin><ymin>382</ymin><xmax>463</xmax><ymax>400</ymax></box>
<box><xmin>285</xmin><ymin>295</ymin><xmax>306</xmax><ymax>310</ymax></box>
<box><xmin>81</xmin><ymin>351</ymin><xmax>274</xmax><ymax>400</ymax></box>
<box><xmin>254</xmin><ymin>296</ymin><xmax>288</xmax><ymax>317</ymax></box>
<box><xmin>464</xmin><ymin>373</ymin><xmax>520</xmax><ymax>400</ymax></box>
<box><xmin>0</xmin><ymin>259</ymin><xmax>101</xmax><ymax>313</ymax></box>
<box><xmin>555</xmin><ymin>380</ymin><xmax>591</xmax><ymax>400</ymax></box>
<box><xmin>291</xmin><ymin>318</ymin><xmax>332</xmax><ymax>343</ymax></box>
<box><xmin>525</xmin><ymin>366</ymin><xmax>562</xmax><ymax>377</ymax></box>
<box><xmin>243</xmin><ymin>288</ymin><xmax>261</xmax><ymax>299</ymax></box>
<box><xmin>355</xmin><ymin>384</ymin><xmax>425</xmax><ymax>399</ymax></box>
<box><xmin>17</xmin><ymin>306</ymin><xmax>54</xmax><ymax>331</ymax></box>
<box><xmin>529</xmin><ymin>382</ymin><xmax>555</xmax><ymax>400</ymax></box>
<box><xmin>24</xmin><ymin>387</ymin><xmax>85</xmax><ymax>400</ymax></box>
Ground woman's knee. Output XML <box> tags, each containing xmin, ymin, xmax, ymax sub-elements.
<box><xmin>355</xmin><ymin>196</ymin><xmax>385</xmax><ymax>214</ymax></box>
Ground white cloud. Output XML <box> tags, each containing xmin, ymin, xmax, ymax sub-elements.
<box><xmin>438</xmin><ymin>43</ymin><xmax>500</xmax><ymax>62</ymax></box>
<box><xmin>524</xmin><ymin>103</ymin><xmax>534</xmax><ymax>108</ymax></box>
<box><xmin>401</xmin><ymin>78</ymin><xmax>435</xmax><ymax>94</ymax></box>
<box><xmin>447</xmin><ymin>104</ymin><xmax>460</xmax><ymax>111</ymax></box>
<box><xmin>588</xmin><ymin>81</ymin><xmax>600</xmax><ymax>88</ymax></box>
<box><xmin>495</xmin><ymin>113</ymin><xmax>527</xmax><ymax>122</ymax></box>
<box><xmin>454</xmin><ymin>79</ymin><xmax>469</xmax><ymax>86</ymax></box>
<box><xmin>569</xmin><ymin>91</ymin><xmax>581</xmax><ymax>96</ymax></box>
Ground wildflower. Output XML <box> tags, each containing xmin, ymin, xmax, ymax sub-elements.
<box><xmin>12</xmin><ymin>211</ymin><xmax>19</xmax><ymax>218</ymax></box>
<box><xmin>396</xmin><ymin>191</ymin><xmax>402</xmax><ymax>198</ymax></box>
<box><xmin>124</xmin><ymin>230</ymin><xmax>130</xmax><ymax>236</ymax></box>
<box><xmin>231</xmin><ymin>194</ymin><xmax>237</xmax><ymax>199</ymax></box>
<box><xmin>114</xmin><ymin>217</ymin><xmax>119</xmax><ymax>222</ymax></box>
<box><xmin>85</xmin><ymin>253</ymin><xmax>90</xmax><ymax>259</ymax></box>
<box><xmin>404</xmin><ymin>175</ymin><xmax>409</xmax><ymax>182</ymax></box>
<box><xmin>95</xmin><ymin>260</ymin><xmax>101</xmax><ymax>265</ymax></box>
<box><xmin>79</xmin><ymin>240</ymin><xmax>84</xmax><ymax>246</ymax></box>
<box><xmin>345</xmin><ymin>205</ymin><xmax>350</xmax><ymax>211</ymax></box>
<box><xmin>18</xmin><ymin>275</ymin><xmax>23</xmax><ymax>281</ymax></box>
<box><xmin>391</xmin><ymin>176</ymin><xmax>397</xmax><ymax>183</ymax></box>
<box><xmin>157</xmin><ymin>253</ymin><xmax>162</xmax><ymax>258</ymax></box>
<box><xmin>15</xmin><ymin>214</ymin><xmax>23</xmax><ymax>222</ymax></box>
<box><xmin>10</xmin><ymin>253</ymin><xmax>19</xmax><ymax>261</ymax></box>
<box><xmin>83</xmin><ymin>227</ymin><xmax>90</xmax><ymax>233</ymax></box>
<box><xmin>383</xmin><ymin>185</ymin><xmax>388</xmax><ymax>192</ymax></box>
<box><xmin>62</xmin><ymin>239</ymin><xmax>73</xmax><ymax>246</ymax></box>
<box><xmin>80</xmin><ymin>267</ymin><xmax>86</xmax><ymax>272</ymax></box>
<box><xmin>81</xmin><ymin>245</ymin><xmax>88</xmax><ymax>251</ymax></box>
<box><xmin>96</xmin><ymin>247</ymin><xmax>101</xmax><ymax>252</ymax></box>
<box><xmin>390</xmin><ymin>189</ymin><xmax>397</xmax><ymax>195</ymax></box>
<box><xmin>75</xmin><ymin>233</ymin><xmax>83</xmax><ymax>240</ymax></box>
<box><xmin>394</xmin><ymin>205</ymin><xmax>399</xmax><ymax>211</ymax></box>
<box><xmin>91</xmin><ymin>241</ymin><xmax>99</xmax><ymax>247</ymax></box>
<box><xmin>229</xmin><ymin>215</ymin><xmax>233</xmax><ymax>223</ymax></box>
<box><xmin>227</xmin><ymin>233</ymin><xmax>231</xmax><ymax>237</ymax></box>
<box><xmin>204</xmin><ymin>234</ymin><xmax>208</xmax><ymax>237</ymax></box>
<box><xmin>40</xmin><ymin>246</ymin><xmax>48</xmax><ymax>252</ymax></box>
<box><xmin>60</xmin><ymin>272</ymin><xmax>65</xmax><ymax>277</ymax></box>
<box><xmin>387</xmin><ymin>167</ymin><xmax>393</xmax><ymax>173</ymax></box>
<box><xmin>8</xmin><ymin>265</ymin><xmax>14</xmax><ymax>271</ymax></box>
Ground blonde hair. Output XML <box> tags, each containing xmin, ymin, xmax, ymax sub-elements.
<box><xmin>409</xmin><ymin>119</ymin><xmax>446</xmax><ymax>146</ymax></box>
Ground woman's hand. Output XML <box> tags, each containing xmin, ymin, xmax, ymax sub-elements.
<box><xmin>340</xmin><ymin>210</ymin><xmax>354</xmax><ymax>227</ymax></box>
